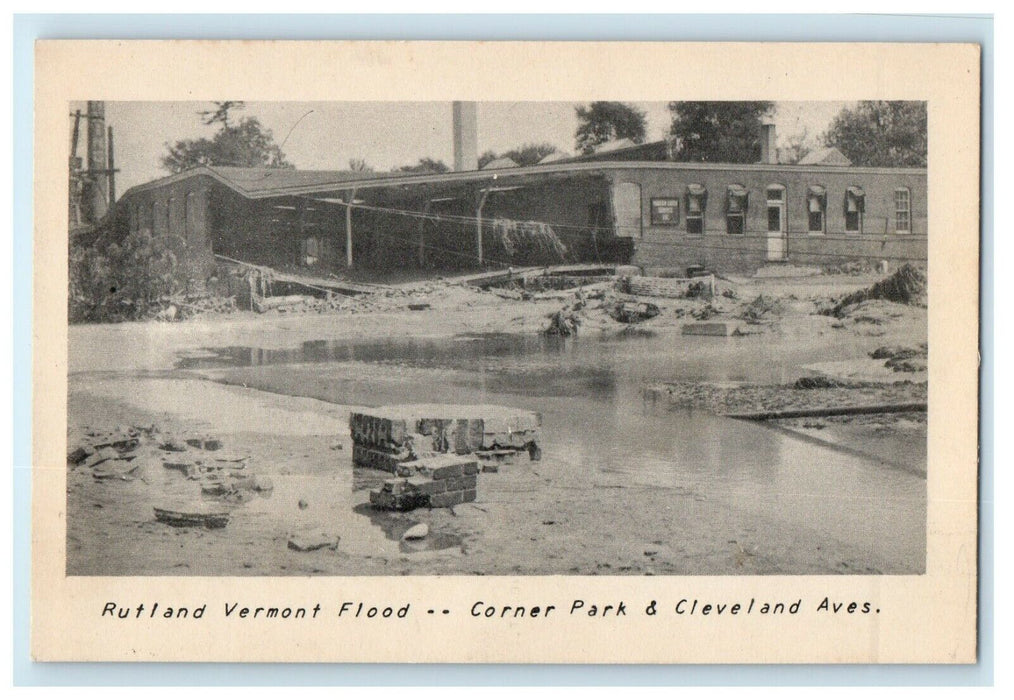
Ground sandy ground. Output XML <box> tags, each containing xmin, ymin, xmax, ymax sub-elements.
<box><xmin>66</xmin><ymin>272</ymin><xmax>928</xmax><ymax>576</ymax></box>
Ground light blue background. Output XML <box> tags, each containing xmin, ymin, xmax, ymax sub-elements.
<box><xmin>12</xmin><ymin>12</ymin><xmax>994</xmax><ymax>686</ymax></box>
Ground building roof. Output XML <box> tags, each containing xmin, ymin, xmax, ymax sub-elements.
<box><xmin>480</xmin><ymin>157</ymin><xmax>519</xmax><ymax>170</ymax></box>
<box><xmin>120</xmin><ymin>158</ymin><xmax>924</xmax><ymax>204</ymax></box>
<box><xmin>797</xmin><ymin>147</ymin><xmax>852</xmax><ymax>166</ymax></box>
<box><xmin>191</xmin><ymin>166</ymin><xmax>401</xmax><ymax>196</ymax></box>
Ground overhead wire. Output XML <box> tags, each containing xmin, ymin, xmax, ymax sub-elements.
<box><xmin>300</xmin><ymin>196</ymin><xmax>928</xmax><ymax>265</ymax></box>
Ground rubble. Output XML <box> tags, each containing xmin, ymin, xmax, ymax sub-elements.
<box><xmin>287</xmin><ymin>530</ymin><xmax>340</xmax><ymax>552</ymax></box>
<box><xmin>350</xmin><ymin>403</ymin><xmax>541</xmax><ymax>475</ymax></box>
<box><xmin>154</xmin><ymin>504</ymin><xmax>230</xmax><ymax>528</ymax></box>
<box><xmin>828</xmin><ymin>264</ymin><xmax>927</xmax><ymax>317</ymax></box>
<box><xmin>544</xmin><ymin>308</ymin><xmax>581</xmax><ymax>335</ymax></box>
<box><xmin>610</xmin><ymin>301</ymin><xmax>660</xmax><ymax>324</ymax></box>
<box><xmin>369</xmin><ymin>454</ymin><xmax>480</xmax><ymax>511</ymax></box>
<box><xmin>402</xmin><ymin>523</ymin><xmax>429</xmax><ymax>540</ymax></box>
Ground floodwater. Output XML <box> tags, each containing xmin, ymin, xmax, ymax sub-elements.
<box><xmin>179</xmin><ymin>330</ymin><xmax>926</xmax><ymax>572</ymax></box>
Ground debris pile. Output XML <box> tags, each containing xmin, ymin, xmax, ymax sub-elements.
<box><xmin>68</xmin><ymin>424</ymin><xmax>270</xmax><ymax>527</ymax></box>
<box><xmin>622</xmin><ymin>274</ymin><xmax>715</xmax><ymax>299</ymax></box>
<box><xmin>350</xmin><ymin>404</ymin><xmax>541</xmax><ymax>476</ymax></box>
<box><xmin>609</xmin><ymin>300</ymin><xmax>660</xmax><ymax>324</ymax></box>
<box><xmin>870</xmin><ymin>344</ymin><xmax>928</xmax><ymax>373</ymax></box>
<box><xmin>369</xmin><ymin>454</ymin><xmax>480</xmax><ymax>511</ymax></box>
<box><xmin>67</xmin><ymin>424</ymin><xmax>152</xmax><ymax>481</ymax></box>
<box><xmin>740</xmin><ymin>294</ymin><xmax>784</xmax><ymax>323</ymax></box>
<box><xmin>545</xmin><ymin>307</ymin><xmax>582</xmax><ymax>335</ymax></box>
<box><xmin>828</xmin><ymin>264</ymin><xmax>927</xmax><ymax>317</ymax></box>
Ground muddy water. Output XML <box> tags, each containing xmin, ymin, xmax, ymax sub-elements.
<box><xmin>181</xmin><ymin>330</ymin><xmax>926</xmax><ymax>572</ymax></box>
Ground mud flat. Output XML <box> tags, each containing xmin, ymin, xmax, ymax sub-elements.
<box><xmin>66</xmin><ymin>272</ymin><xmax>928</xmax><ymax>576</ymax></box>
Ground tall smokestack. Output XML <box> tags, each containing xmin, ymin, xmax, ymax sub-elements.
<box><xmin>760</xmin><ymin>123</ymin><xmax>777</xmax><ymax>165</ymax></box>
<box><xmin>452</xmin><ymin>101</ymin><xmax>478</xmax><ymax>172</ymax></box>
<box><xmin>84</xmin><ymin>100</ymin><xmax>108</xmax><ymax>222</ymax></box>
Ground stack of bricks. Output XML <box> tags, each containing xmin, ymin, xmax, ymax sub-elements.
<box><xmin>622</xmin><ymin>274</ymin><xmax>715</xmax><ymax>299</ymax></box>
<box><xmin>350</xmin><ymin>404</ymin><xmax>541</xmax><ymax>474</ymax></box>
<box><xmin>369</xmin><ymin>454</ymin><xmax>480</xmax><ymax>510</ymax></box>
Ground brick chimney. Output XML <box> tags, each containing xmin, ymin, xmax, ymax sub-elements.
<box><xmin>760</xmin><ymin>123</ymin><xmax>777</xmax><ymax>165</ymax></box>
<box><xmin>452</xmin><ymin>101</ymin><xmax>478</xmax><ymax>172</ymax></box>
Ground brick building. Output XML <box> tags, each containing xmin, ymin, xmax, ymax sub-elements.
<box><xmin>115</xmin><ymin>149</ymin><xmax>926</xmax><ymax>288</ymax></box>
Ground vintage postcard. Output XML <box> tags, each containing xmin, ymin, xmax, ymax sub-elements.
<box><xmin>32</xmin><ymin>41</ymin><xmax>979</xmax><ymax>663</ymax></box>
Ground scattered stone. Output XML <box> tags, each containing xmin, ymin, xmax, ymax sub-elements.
<box><xmin>401</xmin><ymin>523</ymin><xmax>429</xmax><ymax>540</ymax></box>
<box><xmin>298</xmin><ymin>499</ymin><xmax>309</xmax><ymax>510</ymax></box>
<box><xmin>159</xmin><ymin>438</ymin><xmax>187</xmax><ymax>452</ymax></box>
<box><xmin>793</xmin><ymin>375</ymin><xmax>847</xmax><ymax>389</ymax></box>
<box><xmin>683</xmin><ymin>322</ymin><xmax>734</xmax><ymax>337</ymax></box>
<box><xmin>610</xmin><ymin>301</ymin><xmax>660</xmax><ymax>324</ymax></box>
<box><xmin>154</xmin><ymin>505</ymin><xmax>230</xmax><ymax>528</ymax></box>
<box><xmin>67</xmin><ymin>445</ymin><xmax>95</xmax><ymax>465</ymax></box>
<box><xmin>92</xmin><ymin>459</ymin><xmax>139</xmax><ymax>480</ymax></box>
<box><xmin>287</xmin><ymin>531</ymin><xmax>340</xmax><ymax>552</ymax></box>
<box><xmin>329</xmin><ymin>440</ymin><xmax>343</xmax><ymax>450</ymax></box>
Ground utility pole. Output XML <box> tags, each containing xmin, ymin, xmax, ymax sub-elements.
<box><xmin>106</xmin><ymin>126</ymin><xmax>117</xmax><ymax>213</ymax></box>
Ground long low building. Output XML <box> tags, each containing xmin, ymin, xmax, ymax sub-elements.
<box><xmin>114</xmin><ymin>151</ymin><xmax>926</xmax><ymax>293</ymax></box>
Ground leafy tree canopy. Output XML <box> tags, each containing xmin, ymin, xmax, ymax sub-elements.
<box><xmin>575</xmin><ymin>102</ymin><xmax>647</xmax><ymax>155</ymax></box>
<box><xmin>478</xmin><ymin>150</ymin><xmax>499</xmax><ymax>169</ymax></box>
<box><xmin>667</xmin><ymin>101</ymin><xmax>774</xmax><ymax>163</ymax></box>
<box><xmin>162</xmin><ymin>102</ymin><xmax>292</xmax><ymax>173</ymax></box>
<box><xmin>396</xmin><ymin>157</ymin><xmax>450</xmax><ymax>174</ymax></box>
<box><xmin>501</xmin><ymin>143</ymin><xmax>558</xmax><ymax>166</ymax></box>
<box><xmin>821</xmin><ymin>101</ymin><xmax>927</xmax><ymax>167</ymax></box>
<box><xmin>348</xmin><ymin>158</ymin><xmax>373</xmax><ymax>173</ymax></box>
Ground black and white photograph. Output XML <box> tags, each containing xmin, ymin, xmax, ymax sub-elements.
<box><xmin>65</xmin><ymin>97</ymin><xmax>930</xmax><ymax>577</ymax></box>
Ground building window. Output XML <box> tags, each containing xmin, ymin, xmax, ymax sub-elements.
<box><xmin>302</xmin><ymin>237</ymin><xmax>320</xmax><ymax>266</ymax></box>
<box><xmin>726</xmin><ymin>185</ymin><xmax>748</xmax><ymax>235</ymax></box>
<box><xmin>894</xmin><ymin>188</ymin><xmax>911</xmax><ymax>233</ymax></box>
<box><xmin>807</xmin><ymin>185</ymin><xmax>827</xmax><ymax>234</ymax></box>
<box><xmin>650</xmin><ymin>198</ymin><xmax>680</xmax><ymax>226</ymax></box>
<box><xmin>685</xmin><ymin>184</ymin><xmax>707</xmax><ymax>235</ymax></box>
<box><xmin>128</xmin><ymin>204</ymin><xmax>138</xmax><ymax>233</ymax></box>
<box><xmin>766</xmin><ymin>184</ymin><xmax>785</xmax><ymax>233</ymax></box>
<box><xmin>185</xmin><ymin>191</ymin><xmax>198</xmax><ymax>242</ymax></box>
<box><xmin>167</xmin><ymin>197</ymin><xmax>177</xmax><ymax>236</ymax></box>
<box><xmin>845</xmin><ymin>186</ymin><xmax>865</xmax><ymax>233</ymax></box>
<box><xmin>150</xmin><ymin>201</ymin><xmax>158</xmax><ymax>235</ymax></box>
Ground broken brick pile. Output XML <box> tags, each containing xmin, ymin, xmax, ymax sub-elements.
<box><xmin>369</xmin><ymin>454</ymin><xmax>480</xmax><ymax>511</ymax></box>
<box><xmin>350</xmin><ymin>403</ymin><xmax>541</xmax><ymax>474</ymax></box>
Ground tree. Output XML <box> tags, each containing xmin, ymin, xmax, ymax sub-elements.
<box><xmin>478</xmin><ymin>150</ymin><xmax>499</xmax><ymax>169</ymax></box>
<box><xmin>475</xmin><ymin>143</ymin><xmax>559</xmax><ymax>169</ymax></box>
<box><xmin>667</xmin><ymin>101</ymin><xmax>774</xmax><ymax>163</ymax></box>
<box><xmin>779</xmin><ymin>127</ymin><xmax>815</xmax><ymax>165</ymax></box>
<box><xmin>348</xmin><ymin>158</ymin><xmax>373</xmax><ymax>172</ymax></box>
<box><xmin>396</xmin><ymin>157</ymin><xmax>450</xmax><ymax>174</ymax></box>
<box><xmin>574</xmin><ymin>102</ymin><xmax>647</xmax><ymax>155</ymax></box>
<box><xmin>502</xmin><ymin>142</ymin><xmax>558</xmax><ymax>166</ymax></box>
<box><xmin>162</xmin><ymin>105</ymin><xmax>292</xmax><ymax>173</ymax></box>
<box><xmin>822</xmin><ymin>101</ymin><xmax>927</xmax><ymax>167</ymax></box>
<box><xmin>198</xmin><ymin>101</ymin><xmax>245</xmax><ymax>128</ymax></box>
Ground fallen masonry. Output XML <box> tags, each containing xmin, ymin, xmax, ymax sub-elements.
<box><xmin>369</xmin><ymin>454</ymin><xmax>480</xmax><ymax>511</ymax></box>
<box><xmin>350</xmin><ymin>403</ymin><xmax>541</xmax><ymax>474</ymax></box>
